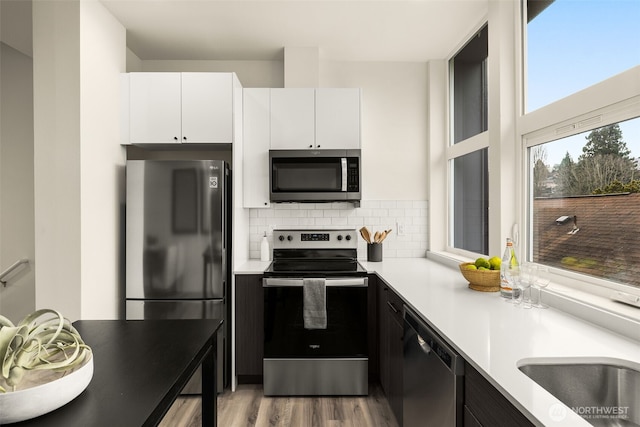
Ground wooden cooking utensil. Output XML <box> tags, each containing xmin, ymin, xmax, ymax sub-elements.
<box><xmin>359</xmin><ymin>227</ymin><xmax>371</xmax><ymax>243</ymax></box>
<box><xmin>378</xmin><ymin>229</ymin><xmax>392</xmax><ymax>243</ymax></box>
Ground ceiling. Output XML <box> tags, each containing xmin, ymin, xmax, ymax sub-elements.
<box><xmin>99</xmin><ymin>0</ymin><xmax>489</xmax><ymax>62</ymax></box>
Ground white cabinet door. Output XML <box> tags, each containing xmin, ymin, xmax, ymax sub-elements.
<box><xmin>129</xmin><ymin>73</ymin><xmax>182</xmax><ymax>144</ymax></box>
<box><xmin>243</xmin><ymin>88</ymin><xmax>271</xmax><ymax>208</ymax></box>
<box><xmin>181</xmin><ymin>73</ymin><xmax>233</xmax><ymax>144</ymax></box>
<box><xmin>316</xmin><ymin>88</ymin><xmax>361</xmax><ymax>149</ymax></box>
<box><xmin>270</xmin><ymin>88</ymin><xmax>315</xmax><ymax>149</ymax></box>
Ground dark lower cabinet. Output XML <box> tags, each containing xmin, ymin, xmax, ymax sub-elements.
<box><xmin>464</xmin><ymin>364</ymin><xmax>535</xmax><ymax>427</ymax></box>
<box><xmin>367</xmin><ymin>275</ymin><xmax>379</xmax><ymax>379</ymax></box>
<box><xmin>464</xmin><ymin>405</ymin><xmax>483</xmax><ymax>427</ymax></box>
<box><xmin>234</xmin><ymin>274</ymin><xmax>264</xmax><ymax>383</ymax></box>
<box><xmin>378</xmin><ymin>279</ymin><xmax>404</xmax><ymax>426</ymax></box>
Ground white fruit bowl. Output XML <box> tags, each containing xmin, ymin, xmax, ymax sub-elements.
<box><xmin>0</xmin><ymin>355</ymin><xmax>93</xmax><ymax>424</ymax></box>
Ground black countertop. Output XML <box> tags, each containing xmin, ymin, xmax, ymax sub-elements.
<box><xmin>11</xmin><ymin>319</ymin><xmax>222</xmax><ymax>427</ymax></box>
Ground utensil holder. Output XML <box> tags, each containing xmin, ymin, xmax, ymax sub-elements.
<box><xmin>367</xmin><ymin>243</ymin><xmax>383</xmax><ymax>262</ymax></box>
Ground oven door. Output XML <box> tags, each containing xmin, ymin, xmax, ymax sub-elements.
<box><xmin>263</xmin><ymin>277</ymin><xmax>368</xmax><ymax>358</ymax></box>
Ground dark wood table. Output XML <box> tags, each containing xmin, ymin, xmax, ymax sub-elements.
<box><xmin>12</xmin><ymin>319</ymin><xmax>222</xmax><ymax>427</ymax></box>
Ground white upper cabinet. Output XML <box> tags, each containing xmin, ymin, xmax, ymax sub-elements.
<box><xmin>129</xmin><ymin>73</ymin><xmax>182</xmax><ymax>144</ymax></box>
<box><xmin>243</xmin><ymin>88</ymin><xmax>271</xmax><ymax>208</ymax></box>
<box><xmin>181</xmin><ymin>73</ymin><xmax>233</xmax><ymax>143</ymax></box>
<box><xmin>267</xmin><ymin>88</ymin><xmax>361</xmax><ymax>150</ymax></box>
<box><xmin>270</xmin><ymin>88</ymin><xmax>315</xmax><ymax>149</ymax></box>
<box><xmin>315</xmin><ymin>88</ymin><xmax>361</xmax><ymax>150</ymax></box>
<box><xmin>128</xmin><ymin>72</ymin><xmax>235</xmax><ymax>144</ymax></box>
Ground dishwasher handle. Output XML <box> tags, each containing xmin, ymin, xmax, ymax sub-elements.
<box><xmin>404</xmin><ymin>306</ymin><xmax>464</xmax><ymax>376</ymax></box>
<box><xmin>417</xmin><ymin>334</ymin><xmax>432</xmax><ymax>355</ymax></box>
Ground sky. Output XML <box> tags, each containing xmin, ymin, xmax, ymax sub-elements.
<box><xmin>527</xmin><ymin>0</ymin><xmax>640</xmax><ymax>167</ymax></box>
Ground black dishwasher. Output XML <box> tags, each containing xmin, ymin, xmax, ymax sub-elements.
<box><xmin>402</xmin><ymin>306</ymin><xmax>465</xmax><ymax>427</ymax></box>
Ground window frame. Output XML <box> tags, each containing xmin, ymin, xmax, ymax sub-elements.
<box><xmin>445</xmin><ymin>21</ymin><xmax>491</xmax><ymax>259</ymax></box>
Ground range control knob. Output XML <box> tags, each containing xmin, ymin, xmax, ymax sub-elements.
<box><xmin>345</xmin><ymin>234</ymin><xmax>352</xmax><ymax>241</ymax></box>
<box><xmin>287</xmin><ymin>235</ymin><xmax>293</xmax><ymax>241</ymax></box>
<box><xmin>337</xmin><ymin>235</ymin><xmax>343</xmax><ymax>241</ymax></box>
<box><xmin>278</xmin><ymin>235</ymin><xmax>285</xmax><ymax>242</ymax></box>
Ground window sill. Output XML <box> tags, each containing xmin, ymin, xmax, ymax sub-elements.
<box><xmin>427</xmin><ymin>250</ymin><xmax>640</xmax><ymax>342</ymax></box>
<box><xmin>544</xmin><ymin>284</ymin><xmax>640</xmax><ymax>342</ymax></box>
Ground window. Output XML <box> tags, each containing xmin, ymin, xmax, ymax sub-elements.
<box><xmin>529</xmin><ymin>118</ymin><xmax>640</xmax><ymax>289</ymax></box>
<box><xmin>526</xmin><ymin>0</ymin><xmax>640</xmax><ymax>112</ymax></box>
<box><xmin>524</xmin><ymin>0</ymin><xmax>640</xmax><ymax>293</ymax></box>
<box><xmin>453</xmin><ymin>149</ymin><xmax>488</xmax><ymax>254</ymax></box>
<box><xmin>451</xmin><ymin>25</ymin><xmax>488</xmax><ymax>144</ymax></box>
<box><xmin>449</xmin><ymin>25</ymin><xmax>489</xmax><ymax>255</ymax></box>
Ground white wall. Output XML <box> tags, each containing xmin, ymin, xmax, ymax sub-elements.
<box><xmin>1</xmin><ymin>0</ymin><xmax>32</xmax><ymax>57</ymax></box>
<box><xmin>33</xmin><ymin>0</ymin><xmax>83</xmax><ymax>320</ymax></box>
<box><xmin>126</xmin><ymin>47</ymin><xmax>142</xmax><ymax>72</ymax></box>
<box><xmin>141</xmin><ymin>60</ymin><xmax>284</xmax><ymax>88</ymax></box>
<box><xmin>33</xmin><ymin>0</ymin><xmax>126</xmax><ymax>320</ymax></box>
<box><xmin>0</xmin><ymin>43</ymin><xmax>35</xmax><ymax>322</ymax></box>
<box><xmin>320</xmin><ymin>61</ymin><xmax>429</xmax><ymax>201</ymax></box>
<box><xmin>79</xmin><ymin>0</ymin><xmax>127</xmax><ymax>319</ymax></box>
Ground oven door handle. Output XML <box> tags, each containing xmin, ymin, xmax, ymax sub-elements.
<box><xmin>263</xmin><ymin>277</ymin><xmax>368</xmax><ymax>287</ymax></box>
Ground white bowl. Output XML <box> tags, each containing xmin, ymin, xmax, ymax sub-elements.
<box><xmin>0</xmin><ymin>356</ymin><xmax>93</xmax><ymax>424</ymax></box>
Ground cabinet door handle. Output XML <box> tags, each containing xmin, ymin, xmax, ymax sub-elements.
<box><xmin>173</xmin><ymin>136</ymin><xmax>178</xmax><ymax>141</ymax></box>
<box><xmin>387</xmin><ymin>300</ymin><xmax>399</xmax><ymax>314</ymax></box>
<box><xmin>183</xmin><ymin>136</ymin><xmax>187</xmax><ymax>141</ymax></box>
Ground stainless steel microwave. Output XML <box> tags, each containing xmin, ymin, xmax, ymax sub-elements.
<box><xmin>269</xmin><ymin>149</ymin><xmax>361</xmax><ymax>203</ymax></box>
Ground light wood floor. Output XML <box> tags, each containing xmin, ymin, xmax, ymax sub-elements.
<box><xmin>159</xmin><ymin>384</ymin><xmax>399</xmax><ymax>427</ymax></box>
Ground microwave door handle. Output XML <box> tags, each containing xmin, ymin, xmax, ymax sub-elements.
<box><xmin>341</xmin><ymin>158</ymin><xmax>347</xmax><ymax>192</ymax></box>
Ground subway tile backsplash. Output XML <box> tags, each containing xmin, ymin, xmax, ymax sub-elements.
<box><xmin>248</xmin><ymin>200</ymin><xmax>428</xmax><ymax>260</ymax></box>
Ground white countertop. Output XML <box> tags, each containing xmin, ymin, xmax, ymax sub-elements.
<box><xmin>235</xmin><ymin>258</ymin><xmax>640</xmax><ymax>426</ymax></box>
<box><xmin>233</xmin><ymin>259</ymin><xmax>271</xmax><ymax>274</ymax></box>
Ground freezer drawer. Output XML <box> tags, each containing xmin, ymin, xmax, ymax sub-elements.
<box><xmin>126</xmin><ymin>298</ymin><xmax>224</xmax><ymax>320</ymax></box>
<box><xmin>126</xmin><ymin>299</ymin><xmax>225</xmax><ymax>394</ymax></box>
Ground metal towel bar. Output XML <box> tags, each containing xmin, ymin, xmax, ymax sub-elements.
<box><xmin>0</xmin><ymin>258</ymin><xmax>29</xmax><ymax>286</ymax></box>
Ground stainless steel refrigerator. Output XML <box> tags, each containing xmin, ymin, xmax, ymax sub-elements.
<box><xmin>125</xmin><ymin>159</ymin><xmax>230</xmax><ymax>393</ymax></box>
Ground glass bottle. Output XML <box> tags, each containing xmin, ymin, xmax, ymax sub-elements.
<box><xmin>500</xmin><ymin>238</ymin><xmax>520</xmax><ymax>299</ymax></box>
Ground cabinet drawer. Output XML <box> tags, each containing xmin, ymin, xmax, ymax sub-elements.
<box><xmin>384</xmin><ymin>285</ymin><xmax>404</xmax><ymax>326</ymax></box>
<box><xmin>464</xmin><ymin>405</ymin><xmax>483</xmax><ymax>427</ymax></box>
<box><xmin>465</xmin><ymin>364</ymin><xmax>535</xmax><ymax>427</ymax></box>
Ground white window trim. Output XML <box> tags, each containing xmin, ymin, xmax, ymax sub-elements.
<box><xmin>444</xmin><ymin>15</ymin><xmax>490</xmax><ymax>256</ymax></box>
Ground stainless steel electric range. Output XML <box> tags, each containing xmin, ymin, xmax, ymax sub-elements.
<box><xmin>263</xmin><ymin>229</ymin><xmax>368</xmax><ymax>396</ymax></box>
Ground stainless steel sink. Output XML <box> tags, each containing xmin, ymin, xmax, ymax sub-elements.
<box><xmin>518</xmin><ymin>358</ymin><xmax>640</xmax><ymax>427</ymax></box>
